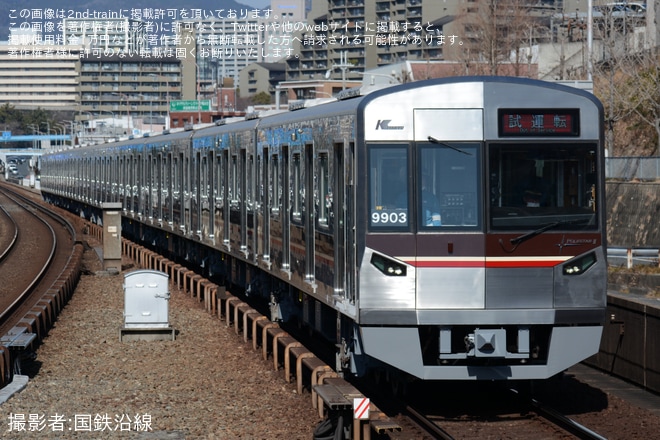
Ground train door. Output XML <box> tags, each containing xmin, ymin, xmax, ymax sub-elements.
<box><xmin>94</xmin><ymin>157</ymin><xmax>100</xmax><ymax>204</ymax></box>
<box><xmin>119</xmin><ymin>155</ymin><xmax>126</xmax><ymax>211</ymax></box>
<box><xmin>269</xmin><ymin>151</ymin><xmax>283</xmax><ymax>269</ymax></box>
<box><xmin>102</xmin><ymin>156</ymin><xmax>107</xmax><ymax>203</ymax></box>
<box><xmin>137</xmin><ymin>151</ymin><xmax>144</xmax><ymax>217</ymax></box>
<box><xmin>164</xmin><ymin>152</ymin><xmax>173</xmax><ymax>226</ymax></box>
<box><xmin>344</xmin><ymin>142</ymin><xmax>356</xmax><ymax>302</ymax></box>
<box><xmin>192</xmin><ymin>150</ymin><xmax>201</xmax><ymax>236</ymax></box>
<box><xmin>109</xmin><ymin>155</ymin><xmax>116</xmax><ymax>203</ymax></box>
<box><xmin>259</xmin><ymin>149</ymin><xmax>269</xmax><ymax>262</ymax></box>
<box><xmin>83</xmin><ymin>157</ymin><xmax>88</xmax><ymax>201</ymax></box>
<box><xmin>86</xmin><ymin>157</ymin><xmax>91</xmax><ymax>202</ymax></box>
<box><xmin>211</xmin><ymin>146</ymin><xmax>225</xmax><ymax>244</ymax></box>
<box><xmin>173</xmin><ymin>152</ymin><xmax>182</xmax><ymax>227</ymax></box>
<box><xmin>413</xmin><ymin>139</ymin><xmax>484</xmax><ymax>310</ymax></box>
<box><xmin>304</xmin><ymin>143</ymin><xmax>315</xmax><ymax>282</ymax></box>
<box><xmin>240</xmin><ymin>149</ymin><xmax>249</xmax><ymax>254</ymax></box>
<box><xmin>156</xmin><ymin>152</ymin><xmax>163</xmax><ymax>224</ymax></box>
<box><xmin>229</xmin><ymin>151</ymin><xmax>240</xmax><ymax>251</ymax></box>
<box><xmin>333</xmin><ymin>142</ymin><xmax>346</xmax><ymax>299</ymax></box>
<box><xmin>207</xmin><ymin>150</ymin><xmax>215</xmax><ymax>240</ymax></box>
<box><xmin>203</xmin><ymin>151</ymin><xmax>212</xmax><ymax>239</ymax></box>
<box><xmin>129</xmin><ymin>153</ymin><xmax>136</xmax><ymax>214</ymax></box>
<box><xmin>282</xmin><ymin>146</ymin><xmax>291</xmax><ymax>271</ymax></box>
<box><xmin>95</xmin><ymin>156</ymin><xmax>101</xmax><ymax>204</ymax></box>
<box><xmin>246</xmin><ymin>151</ymin><xmax>257</xmax><ymax>261</ymax></box>
<box><xmin>147</xmin><ymin>150</ymin><xmax>154</xmax><ymax>221</ymax></box>
<box><xmin>222</xmin><ymin>149</ymin><xmax>230</xmax><ymax>247</ymax></box>
<box><xmin>184</xmin><ymin>152</ymin><xmax>192</xmax><ymax>236</ymax></box>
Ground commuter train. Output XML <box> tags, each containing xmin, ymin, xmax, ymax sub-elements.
<box><xmin>40</xmin><ymin>77</ymin><xmax>607</xmax><ymax>382</ymax></box>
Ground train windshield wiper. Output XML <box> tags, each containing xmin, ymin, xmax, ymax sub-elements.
<box><xmin>427</xmin><ymin>136</ymin><xmax>473</xmax><ymax>156</ymax></box>
<box><xmin>509</xmin><ymin>218</ymin><xmax>591</xmax><ymax>246</ymax></box>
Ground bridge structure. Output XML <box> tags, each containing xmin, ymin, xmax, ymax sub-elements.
<box><xmin>1</xmin><ymin>132</ymin><xmax>71</xmax><ymax>146</ymax></box>
<box><xmin>0</xmin><ymin>132</ymin><xmax>71</xmax><ymax>166</ymax></box>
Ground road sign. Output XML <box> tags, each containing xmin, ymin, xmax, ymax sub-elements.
<box><xmin>170</xmin><ymin>100</ymin><xmax>211</xmax><ymax>112</ymax></box>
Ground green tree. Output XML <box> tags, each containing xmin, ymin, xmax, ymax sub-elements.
<box><xmin>251</xmin><ymin>91</ymin><xmax>272</xmax><ymax>105</ymax></box>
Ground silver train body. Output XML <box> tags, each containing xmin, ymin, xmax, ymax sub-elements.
<box><xmin>41</xmin><ymin>77</ymin><xmax>607</xmax><ymax>381</ymax></box>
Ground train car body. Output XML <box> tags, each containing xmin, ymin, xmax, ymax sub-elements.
<box><xmin>41</xmin><ymin>77</ymin><xmax>606</xmax><ymax>381</ymax></box>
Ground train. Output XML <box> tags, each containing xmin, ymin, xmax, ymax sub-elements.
<box><xmin>40</xmin><ymin>76</ymin><xmax>607</xmax><ymax>383</ymax></box>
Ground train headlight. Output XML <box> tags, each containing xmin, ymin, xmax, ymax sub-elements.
<box><xmin>371</xmin><ymin>253</ymin><xmax>407</xmax><ymax>277</ymax></box>
<box><xmin>562</xmin><ymin>252</ymin><xmax>597</xmax><ymax>276</ymax></box>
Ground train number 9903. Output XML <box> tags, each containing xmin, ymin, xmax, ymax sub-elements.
<box><xmin>371</xmin><ymin>210</ymin><xmax>408</xmax><ymax>226</ymax></box>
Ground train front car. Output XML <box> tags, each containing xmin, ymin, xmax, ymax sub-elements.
<box><xmin>355</xmin><ymin>77</ymin><xmax>606</xmax><ymax>381</ymax></box>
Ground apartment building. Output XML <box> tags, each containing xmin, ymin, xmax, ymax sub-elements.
<box><xmin>78</xmin><ymin>54</ymin><xmax>181</xmax><ymax>131</ymax></box>
<box><xmin>176</xmin><ymin>0</ymin><xmax>307</xmax><ymax>99</ymax></box>
<box><xmin>286</xmin><ymin>0</ymin><xmax>458</xmax><ymax>82</ymax></box>
<box><xmin>0</xmin><ymin>42</ymin><xmax>82</xmax><ymax>110</ymax></box>
<box><xmin>239</xmin><ymin>62</ymin><xmax>286</xmax><ymax>99</ymax></box>
<box><xmin>62</xmin><ymin>17</ymin><xmax>147</xmax><ymax>55</ymax></box>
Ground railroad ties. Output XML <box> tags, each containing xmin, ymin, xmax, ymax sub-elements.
<box><xmin>106</xmin><ymin>223</ymin><xmax>402</xmax><ymax>440</ymax></box>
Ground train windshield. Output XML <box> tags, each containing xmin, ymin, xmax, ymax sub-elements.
<box><xmin>489</xmin><ymin>143</ymin><xmax>598</xmax><ymax>230</ymax></box>
<box><xmin>368</xmin><ymin>145</ymin><xmax>409</xmax><ymax>230</ymax></box>
<box><xmin>367</xmin><ymin>142</ymin><xmax>481</xmax><ymax>231</ymax></box>
<box><xmin>418</xmin><ymin>142</ymin><xmax>480</xmax><ymax>229</ymax></box>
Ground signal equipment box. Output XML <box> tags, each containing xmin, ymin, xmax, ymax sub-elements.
<box><xmin>101</xmin><ymin>202</ymin><xmax>122</xmax><ymax>271</ymax></box>
<box><xmin>120</xmin><ymin>270</ymin><xmax>175</xmax><ymax>342</ymax></box>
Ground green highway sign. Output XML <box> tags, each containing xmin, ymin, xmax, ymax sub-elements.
<box><xmin>170</xmin><ymin>100</ymin><xmax>211</xmax><ymax>112</ymax></box>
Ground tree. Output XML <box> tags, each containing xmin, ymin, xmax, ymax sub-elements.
<box><xmin>457</xmin><ymin>0</ymin><xmax>542</xmax><ymax>76</ymax></box>
<box><xmin>251</xmin><ymin>91</ymin><xmax>272</xmax><ymax>105</ymax></box>
<box><xmin>591</xmin><ymin>12</ymin><xmax>660</xmax><ymax>156</ymax></box>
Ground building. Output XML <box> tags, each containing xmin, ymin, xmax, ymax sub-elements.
<box><xmin>169</xmin><ymin>86</ymin><xmax>244</xmax><ymax>128</ymax></box>
<box><xmin>175</xmin><ymin>2</ymin><xmax>307</xmax><ymax>100</ymax></box>
<box><xmin>262</xmin><ymin>0</ymin><xmax>308</xmax><ymax>62</ymax></box>
<box><xmin>78</xmin><ymin>54</ymin><xmax>181</xmax><ymax>134</ymax></box>
<box><xmin>0</xmin><ymin>42</ymin><xmax>82</xmax><ymax>110</ymax></box>
<box><xmin>286</xmin><ymin>0</ymin><xmax>459</xmax><ymax>83</ymax></box>
<box><xmin>238</xmin><ymin>62</ymin><xmax>286</xmax><ymax>99</ymax></box>
<box><xmin>62</xmin><ymin>17</ymin><xmax>147</xmax><ymax>55</ymax></box>
<box><xmin>277</xmin><ymin>78</ymin><xmax>361</xmax><ymax>101</ymax></box>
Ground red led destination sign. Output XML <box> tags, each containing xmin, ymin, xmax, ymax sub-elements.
<box><xmin>499</xmin><ymin>109</ymin><xmax>579</xmax><ymax>137</ymax></box>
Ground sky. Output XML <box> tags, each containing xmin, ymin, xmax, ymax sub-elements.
<box><xmin>240</xmin><ymin>0</ymin><xmax>272</xmax><ymax>8</ymax></box>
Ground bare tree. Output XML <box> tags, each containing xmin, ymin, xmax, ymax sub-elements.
<box><xmin>457</xmin><ymin>0</ymin><xmax>543</xmax><ymax>76</ymax></box>
<box><xmin>592</xmin><ymin>11</ymin><xmax>660</xmax><ymax>156</ymax></box>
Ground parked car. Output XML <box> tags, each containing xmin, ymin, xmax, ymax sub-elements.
<box><xmin>595</xmin><ymin>3</ymin><xmax>646</xmax><ymax>19</ymax></box>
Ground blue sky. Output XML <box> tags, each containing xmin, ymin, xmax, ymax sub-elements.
<box><xmin>241</xmin><ymin>0</ymin><xmax>272</xmax><ymax>8</ymax></box>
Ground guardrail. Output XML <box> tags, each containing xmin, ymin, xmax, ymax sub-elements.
<box><xmin>606</xmin><ymin>157</ymin><xmax>660</xmax><ymax>181</ymax></box>
<box><xmin>607</xmin><ymin>247</ymin><xmax>660</xmax><ymax>268</ymax></box>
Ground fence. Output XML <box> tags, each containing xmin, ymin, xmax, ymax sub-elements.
<box><xmin>606</xmin><ymin>157</ymin><xmax>660</xmax><ymax>181</ymax></box>
<box><xmin>607</xmin><ymin>248</ymin><xmax>660</xmax><ymax>269</ymax></box>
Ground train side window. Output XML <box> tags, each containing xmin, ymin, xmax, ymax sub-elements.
<box><xmin>368</xmin><ymin>145</ymin><xmax>409</xmax><ymax>230</ymax></box>
<box><xmin>230</xmin><ymin>155</ymin><xmax>238</xmax><ymax>206</ymax></box>
<box><xmin>201</xmin><ymin>154</ymin><xmax>208</xmax><ymax>199</ymax></box>
<box><xmin>246</xmin><ymin>154</ymin><xmax>254</xmax><ymax>210</ymax></box>
<box><xmin>215</xmin><ymin>150</ymin><xmax>223</xmax><ymax>205</ymax></box>
<box><xmin>317</xmin><ymin>153</ymin><xmax>330</xmax><ymax>227</ymax></box>
<box><xmin>270</xmin><ymin>154</ymin><xmax>280</xmax><ymax>216</ymax></box>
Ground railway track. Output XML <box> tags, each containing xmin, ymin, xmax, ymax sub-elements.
<box><xmin>375</xmin><ymin>380</ymin><xmax>612</xmax><ymax>440</ymax></box>
<box><xmin>0</xmin><ymin>182</ymin><xmax>83</xmax><ymax>386</ymax></box>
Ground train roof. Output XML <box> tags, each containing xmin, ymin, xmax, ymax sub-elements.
<box><xmin>256</xmin><ymin>95</ymin><xmax>366</xmax><ymax>128</ymax></box>
<box><xmin>191</xmin><ymin>116</ymin><xmax>262</xmax><ymax>138</ymax></box>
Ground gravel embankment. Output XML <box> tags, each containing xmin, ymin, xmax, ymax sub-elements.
<box><xmin>2</xmin><ymin>239</ymin><xmax>321</xmax><ymax>439</ymax></box>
